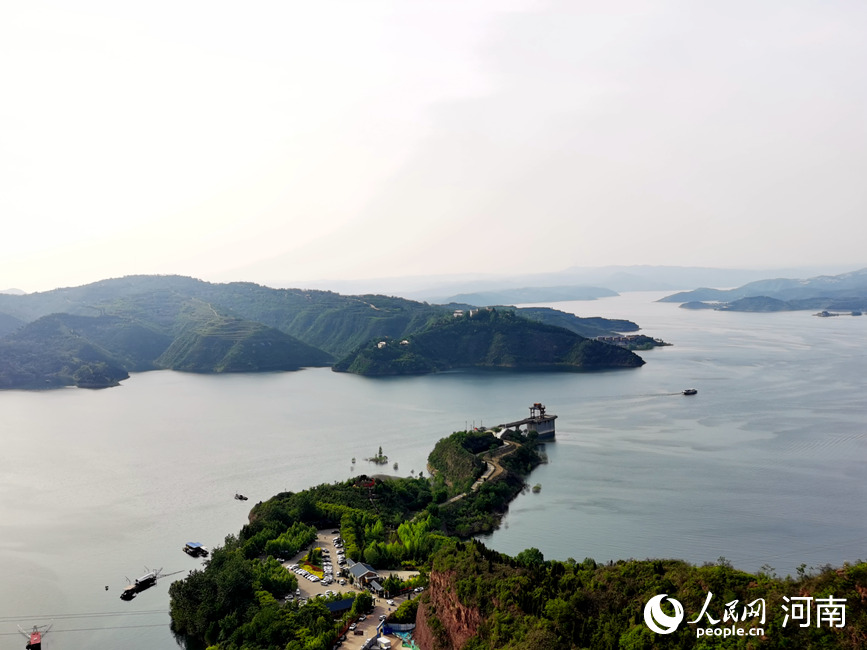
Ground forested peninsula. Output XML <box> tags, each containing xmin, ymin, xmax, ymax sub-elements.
<box><xmin>169</xmin><ymin>429</ymin><xmax>867</xmax><ymax>650</ymax></box>
<box><xmin>0</xmin><ymin>275</ymin><xmax>646</xmax><ymax>389</ymax></box>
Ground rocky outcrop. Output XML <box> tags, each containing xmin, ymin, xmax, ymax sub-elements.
<box><xmin>414</xmin><ymin>570</ymin><xmax>483</xmax><ymax>650</ymax></box>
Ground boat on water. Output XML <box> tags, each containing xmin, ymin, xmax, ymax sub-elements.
<box><xmin>19</xmin><ymin>623</ymin><xmax>51</xmax><ymax>650</ymax></box>
<box><xmin>183</xmin><ymin>541</ymin><xmax>209</xmax><ymax>558</ymax></box>
<box><xmin>120</xmin><ymin>568</ymin><xmax>161</xmax><ymax>600</ymax></box>
<box><xmin>119</xmin><ymin>584</ymin><xmax>138</xmax><ymax>601</ymax></box>
<box><xmin>234</xmin><ymin>493</ymin><xmax>248</xmax><ymax>501</ymax></box>
<box><xmin>682</xmin><ymin>388</ymin><xmax>698</xmax><ymax>395</ymax></box>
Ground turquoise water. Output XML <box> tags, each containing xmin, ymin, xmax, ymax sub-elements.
<box><xmin>0</xmin><ymin>292</ymin><xmax>864</xmax><ymax>649</ymax></box>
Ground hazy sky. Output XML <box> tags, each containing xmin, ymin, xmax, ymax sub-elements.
<box><xmin>3</xmin><ymin>0</ymin><xmax>866</xmax><ymax>292</ymax></box>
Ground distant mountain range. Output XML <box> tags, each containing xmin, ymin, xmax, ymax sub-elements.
<box><xmin>442</xmin><ymin>285</ymin><xmax>617</xmax><ymax>305</ymax></box>
<box><xmin>291</xmin><ymin>264</ymin><xmax>854</xmax><ymax>301</ymax></box>
<box><xmin>0</xmin><ymin>275</ymin><xmax>644</xmax><ymax>389</ymax></box>
<box><xmin>659</xmin><ymin>268</ymin><xmax>867</xmax><ymax>311</ymax></box>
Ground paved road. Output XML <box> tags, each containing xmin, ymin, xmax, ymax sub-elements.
<box><xmin>445</xmin><ymin>439</ymin><xmax>517</xmax><ymax>504</ymax></box>
<box><xmin>283</xmin><ymin>529</ymin><xmax>414</xmax><ymax>650</ymax></box>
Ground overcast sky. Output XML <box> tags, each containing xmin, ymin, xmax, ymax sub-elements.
<box><xmin>2</xmin><ymin>0</ymin><xmax>865</xmax><ymax>292</ymax></box>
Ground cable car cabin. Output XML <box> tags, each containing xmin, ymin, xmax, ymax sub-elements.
<box><xmin>26</xmin><ymin>631</ymin><xmax>42</xmax><ymax>650</ymax></box>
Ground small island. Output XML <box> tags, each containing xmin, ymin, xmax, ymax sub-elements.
<box><xmin>366</xmin><ymin>446</ymin><xmax>389</xmax><ymax>465</ymax></box>
<box><xmin>594</xmin><ymin>334</ymin><xmax>671</xmax><ymax>350</ymax></box>
<box><xmin>333</xmin><ymin>308</ymin><xmax>645</xmax><ymax>376</ymax></box>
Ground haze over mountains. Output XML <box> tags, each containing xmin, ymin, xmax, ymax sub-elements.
<box><xmin>660</xmin><ymin>267</ymin><xmax>867</xmax><ymax>311</ymax></box>
<box><xmin>284</xmin><ymin>264</ymin><xmax>856</xmax><ymax>302</ymax></box>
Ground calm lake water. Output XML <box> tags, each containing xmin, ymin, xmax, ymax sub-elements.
<box><xmin>0</xmin><ymin>292</ymin><xmax>864</xmax><ymax>649</ymax></box>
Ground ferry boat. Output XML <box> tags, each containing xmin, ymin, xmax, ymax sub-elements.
<box><xmin>120</xmin><ymin>584</ymin><xmax>138</xmax><ymax>601</ymax></box>
<box><xmin>184</xmin><ymin>542</ymin><xmax>209</xmax><ymax>557</ymax></box>
<box><xmin>120</xmin><ymin>568</ymin><xmax>161</xmax><ymax>600</ymax></box>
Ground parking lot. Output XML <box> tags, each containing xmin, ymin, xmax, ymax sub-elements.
<box><xmin>282</xmin><ymin>529</ymin><xmax>352</xmax><ymax>603</ymax></box>
<box><xmin>280</xmin><ymin>529</ymin><xmax>414</xmax><ymax>650</ymax></box>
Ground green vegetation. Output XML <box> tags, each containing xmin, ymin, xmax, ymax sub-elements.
<box><xmin>502</xmin><ymin>306</ymin><xmax>639</xmax><ymax>338</ymax></box>
<box><xmin>170</xmin><ymin>428</ymin><xmax>867</xmax><ymax>650</ymax></box>
<box><xmin>0</xmin><ymin>311</ymin><xmax>24</xmax><ymax>338</ymax></box>
<box><xmin>426</xmin><ymin>540</ymin><xmax>867</xmax><ymax>649</ymax></box>
<box><xmin>438</xmin><ymin>435</ymin><xmax>543</xmax><ymax>537</ymax></box>
<box><xmin>0</xmin><ymin>314</ymin><xmax>139</xmax><ymax>389</ymax></box>
<box><xmin>169</xmin><ymin>424</ymin><xmax>542</xmax><ymax>649</ymax></box>
<box><xmin>170</xmin><ymin>474</ymin><xmax>444</xmax><ymax>649</ymax></box>
<box><xmin>156</xmin><ymin>314</ymin><xmax>332</xmax><ymax>372</ymax></box>
<box><xmin>427</xmin><ymin>430</ymin><xmax>499</xmax><ymax>497</ymax></box>
<box><xmin>333</xmin><ymin>308</ymin><xmax>644</xmax><ymax>375</ymax></box>
<box><xmin>366</xmin><ymin>446</ymin><xmax>389</xmax><ymax>465</ymax></box>
<box><xmin>595</xmin><ymin>334</ymin><xmax>671</xmax><ymax>350</ymax></box>
<box><xmin>390</xmin><ymin>597</ymin><xmax>420</xmax><ymax>624</ymax></box>
<box><xmin>0</xmin><ymin>276</ymin><xmax>650</xmax><ymax>389</ymax></box>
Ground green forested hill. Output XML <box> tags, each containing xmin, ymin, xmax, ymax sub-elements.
<box><xmin>0</xmin><ymin>276</ymin><xmax>441</xmax><ymax>387</ymax></box>
<box><xmin>0</xmin><ymin>276</ymin><xmax>646</xmax><ymax>389</ymax></box>
<box><xmin>0</xmin><ymin>314</ymin><xmax>141</xmax><ymax>388</ymax></box>
<box><xmin>421</xmin><ymin>539</ymin><xmax>867</xmax><ymax>650</ymax></box>
<box><xmin>0</xmin><ymin>275</ymin><xmax>447</xmax><ymax>357</ymax></box>
<box><xmin>0</xmin><ymin>311</ymin><xmax>24</xmax><ymax>338</ymax></box>
<box><xmin>0</xmin><ymin>292</ymin><xmax>332</xmax><ymax>387</ymax></box>
<box><xmin>333</xmin><ymin>309</ymin><xmax>645</xmax><ymax>375</ymax></box>
<box><xmin>156</xmin><ymin>314</ymin><xmax>333</xmax><ymax>372</ymax></box>
<box><xmin>512</xmin><ymin>307</ymin><xmax>639</xmax><ymax>337</ymax></box>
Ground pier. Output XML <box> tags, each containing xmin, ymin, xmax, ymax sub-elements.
<box><xmin>498</xmin><ymin>402</ymin><xmax>557</xmax><ymax>440</ymax></box>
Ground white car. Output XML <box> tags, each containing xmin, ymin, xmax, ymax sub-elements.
<box><xmin>386</xmin><ymin>599</ymin><xmax>395</xmax><ymax>606</ymax></box>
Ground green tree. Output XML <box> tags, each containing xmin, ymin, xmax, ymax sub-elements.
<box><xmin>516</xmin><ymin>547</ymin><xmax>545</xmax><ymax>567</ymax></box>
